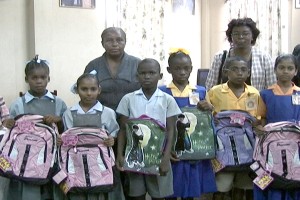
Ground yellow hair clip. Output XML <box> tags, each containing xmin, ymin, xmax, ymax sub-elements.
<box><xmin>169</xmin><ymin>48</ymin><xmax>190</xmax><ymax>55</ymax></box>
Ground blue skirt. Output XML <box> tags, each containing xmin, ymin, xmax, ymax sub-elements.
<box><xmin>167</xmin><ymin>160</ymin><xmax>217</xmax><ymax>198</ymax></box>
<box><xmin>254</xmin><ymin>185</ymin><xmax>300</xmax><ymax>200</ymax></box>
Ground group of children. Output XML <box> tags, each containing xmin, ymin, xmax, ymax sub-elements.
<box><xmin>0</xmin><ymin>49</ymin><xmax>299</xmax><ymax>200</ymax></box>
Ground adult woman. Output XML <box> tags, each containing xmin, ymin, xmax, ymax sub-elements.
<box><xmin>84</xmin><ymin>27</ymin><xmax>141</xmax><ymax>111</ymax></box>
<box><xmin>292</xmin><ymin>44</ymin><xmax>300</xmax><ymax>86</ymax></box>
<box><xmin>205</xmin><ymin>17</ymin><xmax>276</xmax><ymax>91</ymax></box>
<box><xmin>84</xmin><ymin>27</ymin><xmax>141</xmax><ymax>200</ymax></box>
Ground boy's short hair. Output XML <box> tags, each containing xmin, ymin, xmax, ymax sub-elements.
<box><xmin>137</xmin><ymin>58</ymin><xmax>161</xmax><ymax>72</ymax></box>
<box><xmin>223</xmin><ymin>56</ymin><xmax>248</xmax><ymax>71</ymax></box>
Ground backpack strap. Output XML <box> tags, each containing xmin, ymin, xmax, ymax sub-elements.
<box><xmin>217</xmin><ymin>50</ymin><xmax>228</xmax><ymax>84</ymax></box>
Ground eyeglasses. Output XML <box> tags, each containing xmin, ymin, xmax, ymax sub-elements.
<box><xmin>231</xmin><ymin>32</ymin><xmax>252</xmax><ymax>38</ymax></box>
<box><xmin>226</xmin><ymin>67</ymin><xmax>249</xmax><ymax>73</ymax></box>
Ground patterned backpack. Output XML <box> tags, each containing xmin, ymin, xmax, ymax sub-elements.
<box><xmin>252</xmin><ymin>121</ymin><xmax>300</xmax><ymax>189</ymax></box>
<box><xmin>214</xmin><ymin>110</ymin><xmax>256</xmax><ymax>171</ymax></box>
<box><xmin>54</xmin><ymin>127</ymin><xmax>115</xmax><ymax>194</ymax></box>
<box><xmin>0</xmin><ymin>114</ymin><xmax>58</xmax><ymax>184</ymax></box>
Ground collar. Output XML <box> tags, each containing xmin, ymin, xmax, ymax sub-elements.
<box><xmin>134</xmin><ymin>88</ymin><xmax>164</xmax><ymax>97</ymax></box>
<box><xmin>70</xmin><ymin>101</ymin><xmax>103</xmax><ymax>114</ymax></box>
<box><xmin>167</xmin><ymin>82</ymin><xmax>197</xmax><ymax>90</ymax></box>
<box><xmin>24</xmin><ymin>90</ymin><xmax>55</xmax><ymax>103</ymax></box>
<box><xmin>268</xmin><ymin>83</ymin><xmax>300</xmax><ymax>95</ymax></box>
<box><xmin>221</xmin><ymin>82</ymin><xmax>256</xmax><ymax>94</ymax></box>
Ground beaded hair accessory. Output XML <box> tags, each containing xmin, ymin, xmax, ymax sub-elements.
<box><xmin>70</xmin><ymin>70</ymin><xmax>97</xmax><ymax>94</ymax></box>
<box><xmin>26</xmin><ymin>55</ymin><xmax>49</xmax><ymax>65</ymax></box>
<box><xmin>169</xmin><ymin>48</ymin><xmax>190</xmax><ymax>55</ymax></box>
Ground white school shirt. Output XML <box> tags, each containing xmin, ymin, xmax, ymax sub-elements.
<box><xmin>116</xmin><ymin>88</ymin><xmax>181</xmax><ymax>126</ymax></box>
<box><xmin>63</xmin><ymin>101</ymin><xmax>119</xmax><ymax>137</ymax></box>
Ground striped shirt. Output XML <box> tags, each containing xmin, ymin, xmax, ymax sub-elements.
<box><xmin>205</xmin><ymin>47</ymin><xmax>276</xmax><ymax>91</ymax></box>
<box><xmin>0</xmin><ymin>96</ymin><xmax>9</xmax><ymax>122</ymax></box>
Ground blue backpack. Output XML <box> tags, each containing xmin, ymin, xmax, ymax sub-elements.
<box><xmin>214</xmin><ymin>110</ymin><xmax>256</xmax><ymax>171</ymax></box>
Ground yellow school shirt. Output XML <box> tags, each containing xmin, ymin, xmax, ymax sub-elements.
<box><xmin>207</xmin><ymin>83</ymin><xmax>265</xmax><ymax>119</ymax></box>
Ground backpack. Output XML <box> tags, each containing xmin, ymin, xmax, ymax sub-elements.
<box><xmin>123</xmin><ymin>115</ymin><xmax>166</xmax><ymax>175</ymax></box>
<box><xmin>54</xmin><ymin>127</ymin><xmax>115</xmax><ymax>194</ymax></box>
<box><xmin>252</xmin><ymin>121</ymin><xmax>300</xmax><ymax>189</ymax></box>
<box><xmin>214</xmin><ymin>110</ymin><xmax>256</xmax><ymax>171</ymax></box>
<box><xmin>0</xmin><ymin>114</ymin><xmax>58</xmax><ymax>185</ymax></box>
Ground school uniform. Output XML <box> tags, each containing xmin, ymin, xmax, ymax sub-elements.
<box><xmin>116</xmin><ymin>88</ymin><xmax>181</xmax><ymax>198</ymax></box>
<box><xmin>8</xmin><ymin>91</ymin><xmax>67</xmax><ymax>200</ymax></box>
<box><xmin>254</xmin><ymin>83</ymin><xmax>300</xmax><ymax>200</ymax></box>
<box><xmin>159</xmin><ymin>83</ymin><xmax>217</xmax><ymax>198</ymax></box>
<box><xmin>57</xmin><ymin>101</ymin><xmax>119</xmax><ymax>200</ymax></box>
<box><xmin>0</xmin><ymin>97</ymin><xmax>10</xmax><ymax>200</ymax></box>
<box><xmin>207</xmin><ymin>83</ymin><xmax>265</xmax><ymax>192</ymax></box>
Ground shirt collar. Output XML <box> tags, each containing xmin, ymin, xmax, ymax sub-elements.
<box><xmin>221</xmin><ymin>82</ymin><xmax>256</xmax><ymax>94</ymax></box>
<box><xmin>134</xmin><ymin>88</ymin><xmax>164</xmax><ymax>97</ymax></box>
<box><xmin>70</xmin><ymin>101</ymin><xmax>103</xmax><ymax>114</ymax></box>
<box><xmin>24</xmin><ymin>90</ymin><xmax>55</xmax><ymax>103</ymax></box>
<box><xmin>268</xmin><ymin>83</ymin><xmax>300</xmax><ymax>95</ymax></box>
<box><xmin>167</xmin><ymin>82</ymin><xmax>197</xmax><ymax>90</ymax></box>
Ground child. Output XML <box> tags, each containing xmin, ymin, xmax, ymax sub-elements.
<box><xmin>254</xmin><ymin>54</ymin><xmax>300</xmax><ymax>200</ymax></box>
<box><xmin>159</xmin><ymin>49</ymin><xmax>217</xmax><ymax>200</ymax></box>
<box><xmin>0</xmin><ymin>96</ymin><xmax>14</xmax><ymax>200</ymax></box>
<box><xmin>116</xmin><ymin>58</ymin><xmax>181</xmax><ymax>200</ymax></box>
<box><xmin>59</xmin><ymin>73</ymin><xmax>119</xmax><ymax>200</ymax></box>
<box><xmin>8</xmin><ymin>55</ymin><xmax>67</xmax><ymax>200</ymax></box>
<box><xmin>198</xmin><ymin>56</ymin><xmax>265</xmax><ymax>200</ymax></box>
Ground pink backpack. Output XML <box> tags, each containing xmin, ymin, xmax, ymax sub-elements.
<box><xmin>54</xmin><ymin>127</ymin><xmax>115</xmax><ymax>194</ymax></box>
<box><xmin>252</xmin><ymin>121</ymin><xmax>300</xmax><ymax>189</ymax></box>
<box><xmin>0</xmin><ymin>114</ymin><xmax>58</xmax><ymax>184</ymax></box>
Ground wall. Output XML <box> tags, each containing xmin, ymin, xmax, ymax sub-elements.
<box><xmin>290</xmin><ymin>0</ymin><xmax>300</xmax><ymax>51</ymax></box>
<box><xmin>0</xmin><ymin>0</ymin><xmax>106</xmax><ymax>106</ymax></box>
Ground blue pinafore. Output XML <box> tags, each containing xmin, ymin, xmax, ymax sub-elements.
<box><xmin>159</xmin><ymin>86</ymin><xmax>217</xmax><ymax>198</ymax></box>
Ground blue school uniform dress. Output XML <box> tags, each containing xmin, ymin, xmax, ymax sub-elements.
<box><xmin>159</xmin><ymin>84</ymin><xmax>217</xmax><ymax>198</ymax></box>
<box><xmin>254</xmin><ymin>84</ymin><xmax>300</xmax><ymax>200</ymax></box>
<box><xmin>8</xmin><ymin>91</ymin><xmax>67</xmax><ymax>200</ymax></box>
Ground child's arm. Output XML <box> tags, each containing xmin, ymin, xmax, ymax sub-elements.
<box><xmin>116</xmin><ymin>115</ymin><xmax>129</xmax><ymax>171</ymax></box>
<box><xmin>159</xmin><ymin>115</ymin><xmax>177</xmax><ymax>176</ymax></box>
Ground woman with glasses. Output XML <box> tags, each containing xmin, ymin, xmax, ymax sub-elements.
<box><xmin>205</xmin><ymin>17</ymin><xmax>276</xmax><ymax>91</ymax></box>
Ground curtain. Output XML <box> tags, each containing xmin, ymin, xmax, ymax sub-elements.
<box><xmin>106</xmin><ymin>0</ymin><xmax>169</xmax><ymax>63</ymax></box>
<box><xmin>225</xmin><ymin>0</ymin><xmax>288</xmax><ymax>58</ymax></box>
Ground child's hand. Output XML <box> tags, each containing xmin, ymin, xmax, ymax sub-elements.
<box><xmin>56</xmin><ymin>135</ymin><xmax>62</xmax><ymax>146</ymax></box>
<box><xmin>197</xmin><ymin>100</ymin><xmax>214</xmax><ymax>111</ymax></box>
<box><xmin>2</xmin><ymin>119</ymin><xmax>15</xmax><ymax>129</ymax></box>
<box><xmin>170</xmin><ymin>151</ymin><xmax>180</xmax><ymax>162</ymax></box>
<box><xmin>43</xmin><ymin>115</ymin><xmax>61</xmax><ymax>125</ymax></box>
<box><xmin>104</xmin><ymin>136</ymin><xmax>115</xmax><ymax>147</ymax></box>
<box><xmin>254</xmin><ymin>125</ymin><xmax>265</xmax><ymax>137</ymax></box>
<box><xmin>116</xmin><ymin>155</ymin><xmax>125</xmax><ymax>171</ymax></box>
<box><xmin>159</xmin><ymin>157</ymin><xmax>170</xmax><ymax>176</ymax></box>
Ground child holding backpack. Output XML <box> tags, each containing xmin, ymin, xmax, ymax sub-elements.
<box><xmin>198</xmin><ymin>56</ymin><xmax>265</xmax><ymax>200</ymax></box>
<box><xmin>56</xmin><ymin>73</ymin><xmax>119</xmax><ymax>200</ymax></box>
<box><xmin>8</xmin><ymin>55</ymin><xmax>67</xmax><ymax>200</ymax></box>
<box><xmin>159</xmin><ymin>48</ymin><xmax>217</xmax><ymax>200</ymax></box>
<box><xmin>116</xmin><ymin>58</ymin><xmax>181</xmax><ymax>200</ymax></box>
<box><xmin>253</xmin><ymin>54</ymin><xmax>300</xmax><ymax>200</ymax></box>
<box><xmin>0</xmin><ymin>96</ymin><xmax>14</xmax><ymax>200</ymax></box>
